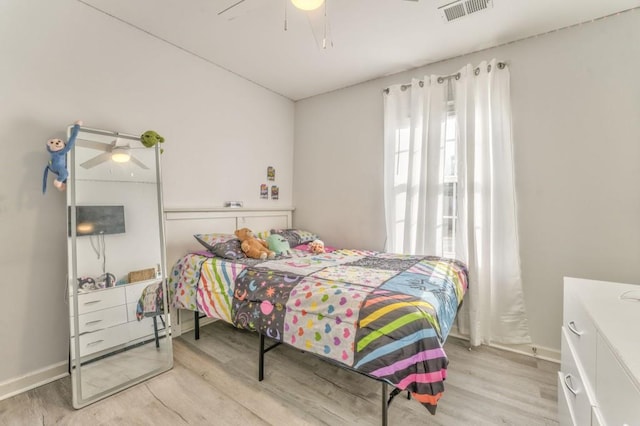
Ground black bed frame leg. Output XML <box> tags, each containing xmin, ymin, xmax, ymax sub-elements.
<box><xmin>257</xmin><ymin>333</ymin><xmax>281</xmax><ymax>382</ymax></box>
<box><xmin>153</xmin><ymin>316</ymin><xmax>159</xmax><ymax>348</ymax></box>
<box><xmin>194</xmin><ymin>311</ymin><xmax>200</xmax><ymax>340</ymax></box>
<box><xmin>381</xmin><ymin>381</ymin><xmax>388</xmax><ymax>426</ymax></box>
<box><xmin>258</xmin><ymin>333</ymin><xmax>265</xmax><ymax>381</ymax></box>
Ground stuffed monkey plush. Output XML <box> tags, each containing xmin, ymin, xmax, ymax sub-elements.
<box><xmin>43</xmin><ymin>120</ymin><xmax>82</xmax><ymax>192</ymax></box>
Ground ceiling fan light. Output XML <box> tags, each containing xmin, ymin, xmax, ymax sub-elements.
<box><xmin>291</xmin><ymin>0</ymin><xmax>324</xmax><ymax>11</ymax></box>
<box><xmin>111</xmin><ymin>148</ymin><xmax>131</xmax><ymax>163</ymax></box>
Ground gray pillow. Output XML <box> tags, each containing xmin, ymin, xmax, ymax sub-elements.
<box><xmin>270</xmin><ymin>228</ymin><xmax>318</xmax><ymax>247</ymax></box>
<box><xmin>210</xmin><ymin>239</ymin><xmax>246</xmax><ymax>260</ymax></box>
<box><xmin>194</xmin><ymin>233</ymin><xmax>235</xmax><ymax>251</ymax></box>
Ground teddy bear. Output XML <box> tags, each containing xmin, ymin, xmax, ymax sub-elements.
<box><xmin>140</xmin><ymin>130</ymin><xmax>165</xmax><ymax>153</ymax></box>
<box><xmin>235</xmin><ymin>228</ymin><xmax>275</xmax><ymax>260</ymax></box>
<box><xmin>266</xmin><ymin>234</ymin><xmax>292</xmax><ymax>256</ymax></box>
<box><xmin>308</xmin><ymin>239</ymin><xmax>325</xmax><ymax>254</ymax></box>
<box><xmin>42</xmin><ymin>120</ymin><xmax>82</xmax><ymax>193</ymax></box>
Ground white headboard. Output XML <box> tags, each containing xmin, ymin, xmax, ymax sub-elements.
<box><xmin>163</xmin><ymin>207</ymin><xmax>293</xmax><ymax>269</ymax></box>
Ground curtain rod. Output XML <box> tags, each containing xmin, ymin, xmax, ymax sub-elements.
<box><xmin>383</xmin><ymin>61</ymin><xmax>507</xmax><ymax>94</ymax></box>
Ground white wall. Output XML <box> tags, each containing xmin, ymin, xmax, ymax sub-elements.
<box><xmin>293</xmin><ymin>10</ymin><xmax>640</xmax><ymax>353</ymax></box>
<box><xmin>0</xmin><ymin>0</ymin><xmax>294</xmax><ymax>391</ymax></box>
<box><xmin>74</xmin><ymin>181</ymin><xmax>161</xmax><ymax>280</ymax></box>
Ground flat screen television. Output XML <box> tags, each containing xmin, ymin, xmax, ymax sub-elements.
<box><xmin>69</xmin><ymin>205</ymin><xmax>125</xmax><ymax>236</ymax></box>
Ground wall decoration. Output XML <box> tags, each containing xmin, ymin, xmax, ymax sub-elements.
<box><xmin>260</xmin><ymin>184</ymin><xmax>268</xmax><ymax>199</ymax></box>
<box><xmin>271</xmin><ymin>185</ymin><xmax>279</xmax><ymax>200</ymax></box>
<box><xmin>267</xmin><ymin>166</ymin><xmax>275</xmax><ymax>181</ymax></box>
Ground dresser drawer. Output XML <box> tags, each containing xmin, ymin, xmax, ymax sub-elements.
<box><xmin>75</xmin><ymin>287</ymin><xmax>126</xmax><ymax>315</ymax></box>
<box><xmin>560</xmin><ymin>327</ymin><xmax>593</xmax><ymax>426</ymax></box>
<box><xmin>557</xmin><ymin>372</ymin><xmax>576</xmax><ymax>426</ymax></box>
<box><xmin>563</xmin><ymin>283</ymin><xmax>597</xmax><ymax>389</ymax></box>
<box><xmin>596</xmin><ymin>333</ymin><xmax>640</xmax><ymax>426</ymax></box>
<box><xmin>70</xmin><ymin>324</ymin><xmax>129</xmax><ymax>357</ymax></box>
<box><xmin>71</xmin><ymin>305</ymin><xmax>127</xmax><ymax>335</ymax></box>
<box><xmin>127</xmin><ymin>301</ymin><xmax>139</xmax><ymax>322</ymax></box>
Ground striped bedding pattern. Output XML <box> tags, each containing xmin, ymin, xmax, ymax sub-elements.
<box><xmin>169</xmin><ymin>248</ymin><xmax>468</xmax><ymax>414</ymax></box>
<box><xmin>169</xmin><ymin>253</ymin><xmax>247</xmax><ymax>323</ymax></box>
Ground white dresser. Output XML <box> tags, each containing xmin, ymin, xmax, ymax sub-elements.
<box><xmin>559</xmin><ymin>277</ymin><xmax>640</xmax><ymax>426</ymax></box>
<box><xmin>70</xmin><ymin>279</ymin><xmax>162</xmax><ymax>359</ymax></box>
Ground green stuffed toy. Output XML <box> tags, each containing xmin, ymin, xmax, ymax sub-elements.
<box><xmin>266</xmin><ymin>234</ymin><xmax>292</xmax><ymax>256</ymax></box>
<box><xmin>140</xmin><ymin>130</ymin><xmax>165</xmax><ymax>153</ymax></box>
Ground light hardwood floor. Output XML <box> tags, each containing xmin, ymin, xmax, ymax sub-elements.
<box><xmin>0</xmin><ymin>321</ymin><xmax>559</xmax><ymax>425</ymax></box>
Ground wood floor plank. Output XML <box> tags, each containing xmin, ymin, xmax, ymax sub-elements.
<box><xmin>0</xmin><ymin>321</ymin><xmax>559</xmax><ymax>425</ymax></box>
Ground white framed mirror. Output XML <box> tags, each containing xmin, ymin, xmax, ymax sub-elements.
<box><xmin>66</xmin><ymin>124</ymin><xmax>173</xmax><ymax>408</ymax></box>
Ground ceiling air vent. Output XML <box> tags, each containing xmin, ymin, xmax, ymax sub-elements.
<box><xmin>438</xmin><ymin>0</ymin><xmax>493</xmax><ymax>22</ymax></box>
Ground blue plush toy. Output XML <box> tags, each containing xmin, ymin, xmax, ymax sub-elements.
<box><xmin>42</xmin><ymin>120</ymin><xmax>82</xmax><ymax>193</ymax></box>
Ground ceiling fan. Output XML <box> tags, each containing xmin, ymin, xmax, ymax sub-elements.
<box><xmin>218</xmin><ymin>0</ymin><xmax>335</xmax><ymax>49</ymax></box>
<box><xmin>219</xmin><ymin>0</ymin><xmax>420</xmax><ymax>49</ymax></box>
<box><xmin>76</xmin><ymin>138</ymin><xmax>149</xmax><ymax>170</ymax></box>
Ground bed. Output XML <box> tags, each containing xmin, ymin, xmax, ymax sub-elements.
<box><xmin>167</xmin><ymin>227</ymin><xmax>468</xmax><ymax>420</ymax></box>
<box><xmin>135</xmin><ymin>281</ymin><xmax>167</xmax><ymax>348</ymax></box>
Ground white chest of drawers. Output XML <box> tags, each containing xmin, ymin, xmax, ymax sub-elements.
<box><xmin>559</xmin><ymin>277</ymin><xmax>640</xmax><ymax>426</ymax></box>
<box><xmin>70</xmin><ymin>279</ymin><xmax>161</xmax><ymax>359</ymax></box>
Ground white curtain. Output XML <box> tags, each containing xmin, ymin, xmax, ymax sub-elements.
<box><xmin>383</xmin><ymin>76</ymin><xmax>446</xmax><ymax>256</ymax></box>
<box><xmin>383</xmin><ymin>59</ymin><xmax>530</xmax><ymax>346</ymax></box>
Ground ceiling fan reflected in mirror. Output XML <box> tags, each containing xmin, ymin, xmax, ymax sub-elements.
<box><xmin>77</xmin><ymin>138</ymin><xmax>149</xmax><ymax>170</ymax></box>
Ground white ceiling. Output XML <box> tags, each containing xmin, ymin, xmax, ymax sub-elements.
<box><xmin>80</xmin><ymin>0</ymin><xmax>639</xmax><ymax>101</ymax></box>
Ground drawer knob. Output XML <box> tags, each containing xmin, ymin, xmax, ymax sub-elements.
<box><xmin>83</xmin><ymin>300</ymin><xmax>101</xmax><ymax>306</ymax></box>
<box><xmin>85</xmin><ymin>320</ymin><xmax>103</xmax><ymax>326</ymax></box>
<box><xmin>86</xmin><ymin>339</ymin><xmax>105</xmax><ymax>347</ymax></box>
<box><xmin>567</xmin><ymin>321</ymin><xmax>583</xmax><ymax>336</ymax></box>
<box><xmin>564</xmin><ymin>374</ymin><xmax>578</xmax><ymax>397</ymax></box>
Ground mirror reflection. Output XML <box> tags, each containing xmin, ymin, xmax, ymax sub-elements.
<box><xmin>67</xmin><ymin>125</ymin><xmax>172</xmax><ymax>408</ymax></box>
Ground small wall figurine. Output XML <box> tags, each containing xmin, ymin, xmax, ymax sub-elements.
<box><xmin>43</xmin><ymin>120</ymin><xmax>82</xmax><ymax>193</ymax></box>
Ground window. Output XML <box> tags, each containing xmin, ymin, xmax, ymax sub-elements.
<box><xmin>391</xmin><ymin>125</ymin><xmax>411</xmax><ymax>253</ymax></box>
<box><xmin>384</xmin><ymin>62</ymin><xmax>530</xmax><ymax>345</ymax></box>
<box><xmin>386</xmin><ymin>83</ymin><xmax>457</xmax><ymax>258</ymax></box>
<box><xmin>441</xmin><ymin>86</ymin><xmax>457</xmax><ymax>259</ymax></box>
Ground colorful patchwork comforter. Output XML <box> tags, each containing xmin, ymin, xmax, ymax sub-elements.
<box><xmin>136</xmin><ymin>281</ymin><xmax>164</xmax><ymax>320</ymax></box>
<box><xmin>168</xmin><ymin>248</ymin><xmax>468</xmax><ymax>414</ymax></box>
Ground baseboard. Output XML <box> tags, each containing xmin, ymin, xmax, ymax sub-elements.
<box><xmin>448</xmin><ymin>330</ymin><xmax>560</xmax><ymax>364</ymax></box>
<box><xmin>0</xmin><ymin>361</ymin><xmax>69</xmax><ymax>402</ymax></box>
<box><xmin>491</xmin><ymin>341</ymin><xmax>560</xmax><ymax>363</ymax></box>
